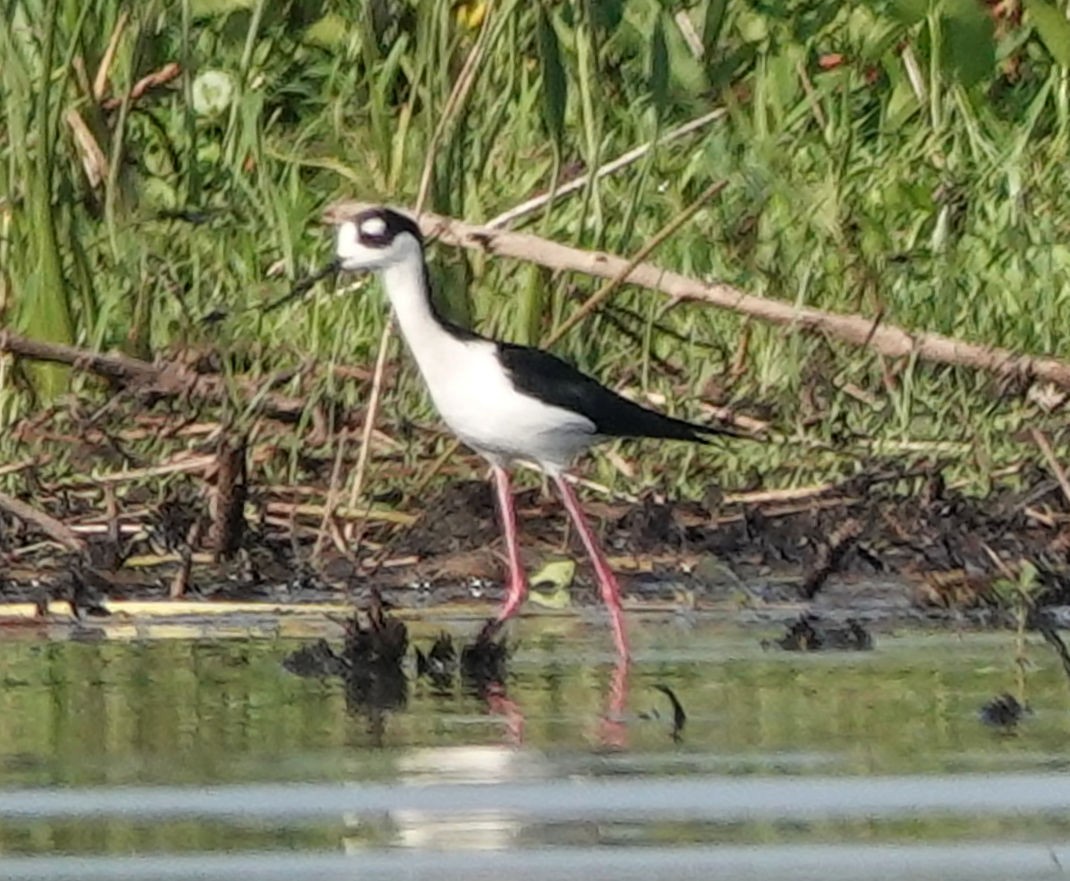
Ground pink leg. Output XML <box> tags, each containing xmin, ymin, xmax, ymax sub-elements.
<box><xmin>492</xmin><ymin>465</ymin><xmax>528</xmax><ymax>622</ymax></box>
<box><xmin>485</xmin><ymin>683</ymin><xmax>526</xmax><ymax>746</ymax></box>
<box><xmin>553</xmin><ymin>475</ymin><xmax>630</xmax><ymax>659</ymax></box>
<box><xmin>599</xmin><ymin>655</ymin><xmax>631</xmax><ymax>749</ymax></box>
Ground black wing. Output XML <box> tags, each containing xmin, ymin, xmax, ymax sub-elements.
<box><xmin>497</xmin><ymin>343</ymin><xmax>746</xmax><ymax>442</ymax></box>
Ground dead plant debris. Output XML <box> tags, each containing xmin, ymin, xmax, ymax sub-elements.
<box><xmin>652</xmin><ymin>683</ymin><xmax>687</xmax><ymax>742</ymax></box>
<box><xmin>1</xmin><ymin>358</ymin><xmax>1070</xmax><ymax>644</ymax></box>
<box><xmin>282</xmin><ymin>593</ymin><xmax>510</xmax><ymax>720</ymax></box>
<box><xmin>766</xmin><ymin>614</ymin><xmax>874</xmax><ymax>651</ymax></box>
<box><xmin>979</xmin><ymin>693</ymin><xmax>1029</xmax><ymax>730</ymax></box>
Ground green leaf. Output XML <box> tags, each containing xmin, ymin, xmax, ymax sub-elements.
<box><xmin>190</xmin><ymin>0</ymin><xmax>255</xmax><ymax>18</ymax></box>
<box><xmin>650</xmin><ymin>12</ymin><xmax>669</xmax><ymax>119</ymax></box>
<box><xmin>1026</xmin><ymin>0</ymin><xmax>1070</xmax><ymax>67</ymax></box>
<box><xmin>703</xmin><ymin>0</ymin><xmax>728</xmax><ymax>55</ymax></box>
<box><xmin>765</xmin><ymin>46</ymin><xmax>802</xmax><ymax>123</ymax></box>
<box><xmin>1018</xmin><ymin>560</ymin><xmax>1039</xmax><ymax>592</ymax></box>
<box><xmin>536</xmin><ymin>3</ymin><xmax>567</xmax><ymax>146</ymax></box>
<box><xmin>664</xmin><ymin>11</ymin><xmax>708</xmax><ymax>98</ymax></box>
<box><xmin>588</xmin><ymin>0</ymin><xmax>624</xmax><ymax>32</ymax></box>
<box><xmin>882</xmin><ymin>0</ymin><xmax>928</xmax><ymax>25</ymax></box>
<box><xmin>528</xmin><ymin>559</ymin><xmax>575</xmax><ymax>610</ymax></box>
<box><xmin>303</xmin><ymin>12</ymin><xmax>348</xmax><ymax>48</ymax></box>
<box><xmin>943</xmin><ymin>0</ymin><xmax>995</xmax><ymax>86</ymax></box>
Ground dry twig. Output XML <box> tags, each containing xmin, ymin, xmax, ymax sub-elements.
<box><xmin>542</xmin><ymin>180</ymin><xmax>727</xmax><ymax>347</ymax></box>
<box><xmin>0</xmin><ymin>491</ymin><xmax>87</xmax><ymax>554</ymax></box>
<box><xmin>0</xmin><ymin>330</ymin><xmax>313</xmax><ymax>420</ymax></box>
<box><xmin>320</xmin><ymin>205</ymin><xmax>1070</xmax><ymax>391</ymax></box>
<box><xmin>1030</xmin><ymin>428</ymin><xmax>1070</xmax><ymax>508</ymax></box>
<box><xmin>486</xmin><ymin>108</ymin><xmax>726</xmax><ymax>228</ymax></box>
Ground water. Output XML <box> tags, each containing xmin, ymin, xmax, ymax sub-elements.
<box><xmin>1</xmin><ymin>615</ymin><xmax>1068</xmax><ymax>879</ymax></box>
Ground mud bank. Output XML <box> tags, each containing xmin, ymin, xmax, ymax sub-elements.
<box><xmin>3</xmin><ymin>461</ymin><xmax>1070</xmax><ymax>630</ymax></box>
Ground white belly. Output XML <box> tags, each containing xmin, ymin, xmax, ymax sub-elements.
<box><xmin>417</xmin><ymin>340</ymin><xmax>596</xmax><ymax>472</ymax></box>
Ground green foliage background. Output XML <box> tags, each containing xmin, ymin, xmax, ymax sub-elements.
<box><xmin>3</xmin><ymin>0</ymin><xmax>1070</xmax><ymax>494</ymax></box>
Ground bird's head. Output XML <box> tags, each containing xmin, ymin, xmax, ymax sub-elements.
<box><xmin>334</xmin><ymin>206</ymin><xmax>424</xmax><ymax>273</ymax></box>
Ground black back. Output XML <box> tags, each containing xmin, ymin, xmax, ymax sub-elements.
<box><xmin>498</xmin><ymin>343</ymin><xmax>744</xmax><ymax>442</ymax></box>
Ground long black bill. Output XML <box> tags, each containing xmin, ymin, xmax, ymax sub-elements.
<box><xmin>261</xmin><ymin>259</ymin><xmax>342</xmax><ymax>313</ymax></box>
<box><xmin>201</xmin><ymin>259</ymin><xmax>342</xmax><ymax>325</ymax></box>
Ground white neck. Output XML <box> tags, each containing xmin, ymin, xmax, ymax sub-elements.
<box><xmin>377</xmin><ymin>250</ymin><xmax>467</xmax><ymax>375</ymax></box>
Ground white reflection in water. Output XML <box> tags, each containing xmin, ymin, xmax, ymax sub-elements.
<box><xmin>345</xmin><ymin>745</ymin><xmax>553</xmax><ymax>851</ymax></box>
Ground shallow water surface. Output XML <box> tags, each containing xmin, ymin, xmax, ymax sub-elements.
<box><xmin>0</xmin><ymin>616</ymin><xmax>1068</xmax><ymax>879</ymax></box>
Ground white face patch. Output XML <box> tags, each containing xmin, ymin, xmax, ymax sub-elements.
<box><xmin>338</xmin><ymin>220</ymin><xmax>357</xmax><ymax>243</ymax></box>
<box><xmin>335</xmin><ymin>211</ymin><xmax>416</xmax><ymax>271</ymax></box>
<box><xmin>336</xmin><ymin>220</ymin><xmax>376</xmax><ymax>270</ymax></box>
<box><xmin>359</xmin><ymin>215</ymin><xmax>387</xmax><ymax>238</ymax></box>
<box><xmin>337</xmin><ymin>220</ymin><xmax>358</xmax><ymax>255</ymax></box>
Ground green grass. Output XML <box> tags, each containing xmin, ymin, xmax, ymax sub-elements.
<box><xmin>3</xmin><ymin>0</ymin><xmax>1070</xmax><ymax>503</ymax></box>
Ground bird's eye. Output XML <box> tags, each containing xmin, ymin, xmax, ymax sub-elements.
<box><xmin>359</xmin><ymin>216</ymin><xmax>388</xmax><ymax>240</ymax></box>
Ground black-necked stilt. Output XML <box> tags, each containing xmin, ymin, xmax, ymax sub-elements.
<box><xmin>330</xmin><ymin>206</ymin><xmax>747</xmax><ymax>658</ymax></box>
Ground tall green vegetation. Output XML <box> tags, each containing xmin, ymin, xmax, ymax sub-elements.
<box><xmin>2</xmin><ymin>0</ymin><xmax>1070</xmax><ymax>491</ymax></box>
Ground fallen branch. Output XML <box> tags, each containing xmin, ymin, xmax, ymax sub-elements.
<box><xmin>0</xmin><ymin>330</ymin><xmax>159</xmax><ymax>381</ymax></box>
<box><xmin>0</xmin><ymin>491</ymin><xmax>87</xmax><ymax>553</ymax></box>
<box><xmin>90</xmin><ymin>453</ymin><xmax>218</xmax><ymax>486</ymax></box>
<box><xmin>265</xmin><ymin>501</ymin><xmax>416</xmax><ymax>526</ymax></box>
<box><xmin>0</xmin><ymin>456</ymin><xmax>51</xmax><ymax>478</ymax></box>
<box><xmin>321</xmin><ymin>204</ymin><xmax>1070</xmax><ymax>391</ymax></box>
<box><xmin>0</xmin><ymin>330</ymin><xmax>316</xmax><ymax>421</ymax></box>
<box><xmin>1030</xmin><ymin>428</ymin><xmax>1070</xmax><ymax>508</ymax></box>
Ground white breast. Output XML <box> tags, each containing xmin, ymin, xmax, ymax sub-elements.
<box><xmin>419</xmin><ymin>339</ymin><xmax>596</xmax><ymax>472</ymax></box>
<box><xmin>375</xmin><ymin>253</ymin><xmax>597</xmax><ymax>473</ymax></box>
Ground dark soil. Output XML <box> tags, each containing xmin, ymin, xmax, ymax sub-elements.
<box><xmin>365</xmin><ymin>462</ymin><xmax>1070</xmax><ymax>620</ymax></box>
<box><xmin>390</xmin><ymin>480</ymin><xmax>503</xmax><ymax>556</ymax></box>
<box><xmin>4</xmin><ymin>454</ymin><xmax>1070</xmax><ymax>629</ymax></box>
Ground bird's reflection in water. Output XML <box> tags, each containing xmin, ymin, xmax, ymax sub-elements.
<box><xmin>343</xmin><ymin>654</ymin><xmax>631</xmax><ymax>853</ymax></box>
<box><xmin>598</xmin><ymin>656</ymin><xmax>630</xmax><ymax>750</ymax></box>
<box><xmin>295</xmin><ymin>613</ymin><xmax>635</xmax><ymax>853</ymax></box>
<box><xmin>284</xmin><ymin>602</ymin><xmax>632</xmax><ymax>753</ymax></box>
<box><xmin>459</xmin><ymin>622</ymin><xmax>523</xmax><ymax>746</ymax></box>
<box><xmin>349</xmin><ymin>743</ymin><xmax>551</xmax><ymax>852</ymax></box>
<box><xmin>456</xmin><ymin>622</ymin><xmax>631</xmax><ymax>751</ymax></box>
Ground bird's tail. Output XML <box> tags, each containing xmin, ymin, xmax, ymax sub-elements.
<box><xmin>612</xmin><ymin>402</ymin><xmax>757</xmax><ymax>444</ymax></box>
